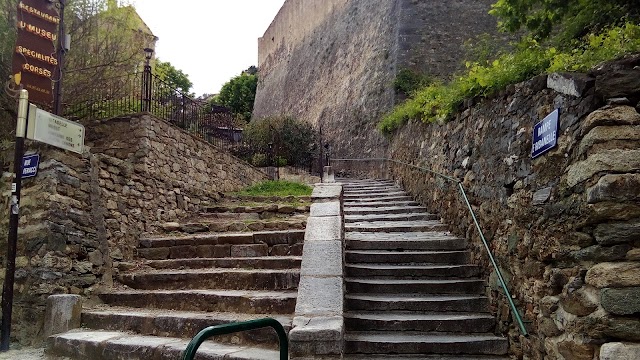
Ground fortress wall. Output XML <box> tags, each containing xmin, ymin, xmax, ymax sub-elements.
<box><xmin>254</xmin><ymin>0</ymin><xmax>498</xmax><ymax>157</ymax></box>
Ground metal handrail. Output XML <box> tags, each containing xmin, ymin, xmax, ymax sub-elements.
<box><xmin>181</xmin><ymin>318</ymin><xmax>289</xmax><ymax>360</ymax></box>
<box><xmin>331</xmin><ymin>157</ymin><xmax>528</xmax><ymax>336</ymax></box>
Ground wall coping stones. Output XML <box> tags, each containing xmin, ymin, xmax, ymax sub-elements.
<box><xmin>290</xmin><ymin>183</ymin><xmax>344</xmax><ymax>358</ymax></box>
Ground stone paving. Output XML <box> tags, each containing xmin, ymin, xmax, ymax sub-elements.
<box><xmin>340</xmin><ymin>178</ymin><xmax>509</xmax><ymax>359</ymax></box>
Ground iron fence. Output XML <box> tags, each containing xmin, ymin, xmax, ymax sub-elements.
<box><xmin>63</xmin><ymin>69</ymin><xmax>322</xmax><ymax>178</ymax></box>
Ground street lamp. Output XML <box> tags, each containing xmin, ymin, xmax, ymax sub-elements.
<box><xmin>142</xmin><ymin>47</ymin><xmax>154</xmax><ymax>112</ymax></box>
<box><xmin>324</xmin><ymin>143</ymin><xmax>331</xmax><ymax>167</ymax></box>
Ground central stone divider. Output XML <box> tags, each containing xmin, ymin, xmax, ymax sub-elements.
<box><xmin>289</xmin><ymin>182</ymin><xmax>345</xmax><ymax>359</ymax></box>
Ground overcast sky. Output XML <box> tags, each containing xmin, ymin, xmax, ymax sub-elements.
<box><xmin>131</xmin><ymin>0</ymin><xmax>286</xmax><ymax>97</ymax></box>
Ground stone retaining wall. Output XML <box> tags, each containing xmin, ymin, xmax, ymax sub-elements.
<box><xmin>380</xmin><ymin>57</ymin><xmax>640</xmax><ymax>359</ymax></box>
<box><xmin>0</xmin><ymin>113</ymin><xmax>267</xmax><ymax>345</ymax></box>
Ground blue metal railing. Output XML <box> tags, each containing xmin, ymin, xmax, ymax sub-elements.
<box><xmin>331</xmin><ymin>157</ymin><xmax>528</xmax><ymax>336</ymax></box>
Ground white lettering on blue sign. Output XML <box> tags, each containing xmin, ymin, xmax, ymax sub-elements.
<box><xmin>531</xmin><ymin>109</ymin><xmax>560</xmax><ymax>159</ymax></box>
<box><xmin>21</xmin><ymin>154</ymin><xmax>40</xmax><ymax>179</ymax></box>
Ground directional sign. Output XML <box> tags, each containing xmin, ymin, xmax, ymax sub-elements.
<box><xmin>21</xmin><ymin>153</ymin><xmax>40</xmax><ymax>178</ymax></box>
<box><xmin>26</xmin><ymin>104</ymin><xmax>85</xmax><ymax>154</ymax></box>
<box><xmin>531</xmin><ymin>109</ymin><xmax>560</xmax><ymax>159</ymax></box>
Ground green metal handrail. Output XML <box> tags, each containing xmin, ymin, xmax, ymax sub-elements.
<box><xmin>331</xmin><ymin>157</ymin><xmax>529</xmax><ymax>336</ymax></box>
<box><xmin>181</xmin><ymin>318</ymin><xmax>288</xmax><ymax>360</ymax></box>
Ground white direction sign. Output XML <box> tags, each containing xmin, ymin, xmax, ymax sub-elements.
<box><xmin>26</xmin><ymin>104</ymin><xmax>85</xmax><ymax>154</ymax></box>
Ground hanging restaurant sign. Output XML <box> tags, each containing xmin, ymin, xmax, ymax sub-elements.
<box><xmin>11</xmin><ymin>0</ymin><xmax>60</xmax><ymax>107</ymax></box>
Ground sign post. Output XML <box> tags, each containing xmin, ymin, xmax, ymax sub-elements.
<box><xmin>1</xmin><ymin>89</ymin><xmax>29</xmax><ymax>351</ymax></box>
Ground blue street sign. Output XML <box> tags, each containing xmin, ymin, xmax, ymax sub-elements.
<box><xmin>21</xmin><ymin>153</ymin><xmax>40</xmax><ymax>179</ymax></box>
<box><xmin>531</xmin><ymin>109</ymin><xmax>560</xmax><ymax>159</ymax></box>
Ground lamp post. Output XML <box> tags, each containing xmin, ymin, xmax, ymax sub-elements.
<box><xmin>142</xmin><ymin>47</ymin><xmax>154</xmax><ymax>112</ymax></box>
<box><xmin>324</xmin><ymin>143</ymin><xmax>331</xmax><ymax>167</ymax></box>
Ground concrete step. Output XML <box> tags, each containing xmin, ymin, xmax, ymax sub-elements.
<box><xmin>345</xmin><ymin>220</ymin><xmax>448</xmax><ymax>232</ymax></box>
<box><xmin>344</xmin><ymin>354</ymin><xmax>510</xmax><ymax>359</ymax></box>
<box><xmin>344</xmin><ymin>191</ymin><xmax>408</xmax><ymax>199</ymax></box>
<box><xmin>82</xmin><ymin>307</ymin><xmax>292</xmax><ymax>346</ymax></box>
<box><xmin>345</xmin><ymin>294</ymin><xmax>490</xmax><ymax>312</ymax></box>
<box><xmin>344</xmin><ymin>200</ymin><xmax>420</xmax><ymax>208</ymax></box>
<box><xmin>118</xmin><ymin>268</ymin><xmax>299</xmax><ymax>291</ymax></box>
<box><xmin>345</xmin><ymin>250</ymin><xmax>470</xmax><ymax>264</ymax></box>
<box><xmin>345</xmin><ymin>213</ymin><xmax>438</xmax><ymax>223</ymax></box>
<box><xmin>345</xmin><ymin>278</ymin><xmax>485</xmax><ymax>294</ymax></box>
<box><xmin>343</xmin><ymin>187</ymin><xmax>401</xmax><ymax>194</ymax></box>
<box><xmin>344</xmin><ymin>195</ymin><xmax>414</xmax><ymax>203</ymax></box>
<box><xmin>344</xmin><ymin>206</ymin><xmax>426</xmax><ymax>215</ymax></box>
<box><xmin>344</xmin><ymin>331</ymin><xmax>508</xmax><ymax>355</ymax></box>
<box><xmin>143</xmin><ymin>256</ymin><xmax>301</xmax><ymax>270</ymax></box>
<box><xmin>344</xmin><ymin>311</ymin><xmax>495</xmax><ymax>333</ymax></box>
<box><xmin>99</xmin><ymin>289</ymin><xmax>297</xmax><ymax>314</ymax></box>
<box><xmin>345</xmin><ymin>264</ymin><xmax>480</xmax><ymax>278</ymax></box>
<box><xmin>346</xmin><ymin>232</ymin><xmax>467</xmax><ymax>251</ymax></box>
<box><xmin>46</xmin><ymin>330</ymin><xmax>281</xmax><ymax>360</ymax></box>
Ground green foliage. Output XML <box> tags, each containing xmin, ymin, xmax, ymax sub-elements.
<box><xmin>237</xmin><ymin>180</ymin><xmax>312</xmax><ymax>197</ymax></box>
<box><xmin>379</xmin><ymin>22</ymin><xmax>640</xmax><ymax>134</ymax></box>
<box><xmin>393</xmin><ymin>68</ymin><xmax>431</xmax><ymax>96</ymax></box>
<box><xmin>211</xmin><ymin>68</ymin><xmax>258</xmax><ymax>122</ymax></box>
<box><xmin>251</xmin><ymin>153</ymin><xmax>268</xmax><ymax>167</ymax></box>
<box><xmin>156</xmin><ymin>60</ymin><xmax>193</xmax><ymax>95</ymax></box>
<box><xmin>243</xmin><ymin>116</ymin><xmax>316</xmax><ymax>168</ymax></box>
<box><xmin>490</xmin><ymin>0</ymin><xmax>639</xmax><ymax>45</ymax></box>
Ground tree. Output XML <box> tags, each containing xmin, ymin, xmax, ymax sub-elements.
<box><xmin>155</xmin><ymin>59</ymin><xmax>193</xmax><ymax>95</ymax></box>
<box><xmin>211</xmin><ymin>68</ymin><xmax>258</xmax><ymax>122</ymax></box>
<box><xmin>490</xmin><ymin>0</ymin><xmax>640</xmax><ymax>45</ymax></box>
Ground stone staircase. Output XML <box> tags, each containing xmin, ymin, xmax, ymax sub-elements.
<box><xmin>341</xmin><ymin>179</ymin><xmax>509</xmax><ymax>359</ymax></box>
<box><xmin>46</xmin><ymin>195</ymin><xmax>309</xmax><ymax>359</ymax></box>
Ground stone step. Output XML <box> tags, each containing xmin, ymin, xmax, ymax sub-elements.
<box><xmin>345</xmin><ymin>294</ymin><xmax>489</xmax><ymax>312</ymax></box>
<box><xmin>344</xmin><ymin>311</ymin><xmax>495</xmax><ymax>333</ymax></box>
<box><xmin>346</xmin><ymin>232</ymin><xmax>466</xmax><ymax>251</ymax></box>
<box><xmin>159</xmin><ymin>219</ymin><xmax>306</xmax><ymax>234</ymax></box>
<box><xmin>344</xmin><ymin>191</ymin><xmax>408</xmax><ymax>199</ymax></box>
<box><xmin>345</xmin><ymin>264</ymin><xmax>480</xmax><ymax>278</ymax></box>
<box><xmin>345</xmin><ymin>250</ymin><xmax>470</xmax><ymax>264</ymax></box>
<box><xmin>345</xmin><ymin>278</ymin><xmax>485</xmax><ymax>294</ymax></box>
<box><xmin>99</xmin><ymin>289</ymin><xmax>297</xmax><ymax>314</ymax></box>
<box><xmin>344</xmin><ymin>195</ymin><xmax>414</xmax><ymax>203</ymax></box>
<box><xmin>82</xmin><ymin>307</ymin><xmax>292</xmax><ymax>346</ymax></box>
<box><xmin>344</xmin><ymin>331</ymin><xmax>508</xmax><ymax>355</ymax></box>
<box><xmin>345</xmin><ymin>213</ymin><xmax>438</xmax><ymax>223</ymax></box>
<box><xmin>140</xmin><ymin>230</ymin><xmax>305</xmax><ymax>248</ymax></box>
<box><xmin>138</xmin><ymin>230</ymin><xmax>305</xmax><ymax>260</ymax></box>
<box><xmin>46</xmin><ymin>330</ymin><xmax>281</xmax><ymax>360</ymax></box>
<box><xmin>346</xmin><ymin>220</ymin><xmax>448</xmax><ymax>232</ymax></box>
<box><xmin>344</xmin><ymin>201</ymin><xmax>420</xmax><ymax>208</ymax></box>
<box><xmin>344</xmin><ymin>206</ymin><xmax>426</xmax><ymax>215</ymax></box>
<box><xmin>143</xmin><ymin>256</ymin><xmax>301</xmax><ymax>270</ymax></box>
<box><xmin>117</xmin><ymin>268</ymin><xmax>299</xmax><ymax>291</ymax></box>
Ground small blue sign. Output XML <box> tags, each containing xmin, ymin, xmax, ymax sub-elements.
<box><xmin>531</xmin><ymin>109</ymin><xmax>560</xmax><ymax>159</ymax></box>
<box><xmin>21</xmin><ymin>154</ymin><xmax>40</xmax><ymax>179</ymax></box>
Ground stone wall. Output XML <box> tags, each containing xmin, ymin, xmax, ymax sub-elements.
<box><xmin>371</xmin><ymin>56</ymin><xmax>640</xmax><ymax>359</ymax></box>
<box><xmin>254</xmin><ymin>0</ymin><xmax>498</xmax><ymax>158</ymax></box>
<box><xmin>0</xmin><ymin>114</ymin><xmax>267</xmax><ymax>344</ymax></box>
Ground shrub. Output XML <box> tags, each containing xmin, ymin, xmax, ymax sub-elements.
<box><xmin>244</xmin><ymin>116</ymin><xmax>316</xmax><ymax>167</ymax></box>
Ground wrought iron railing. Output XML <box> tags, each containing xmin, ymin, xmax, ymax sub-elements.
<box><xmin>63</xmin><ymin>72</ymin><xmax>241</xmax><ymax>149</ymax></box>
<box><xmin>181</xmin><ymin>318</ymin><xmax>288</xmax><ymax>360</ymax></box>
<box><xmin>331</xmin><ymin>157</ymin><xmax>529</xmax><ymax>336</ymax></box>
<box><xmin>62</xmin><ymin>69</ymin><xmax>322</xmax><ymax>177</ymax></box>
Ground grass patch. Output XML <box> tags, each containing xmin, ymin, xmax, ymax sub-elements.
<box><xmin>379</xmin><ymin>22</ymin><xmax>640</xmax><ymax>134</ymax></box>
<box><xmin>236</xmin><ymin>180</ymin><xmax>313</xmax><ymax>197</ymax></box>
